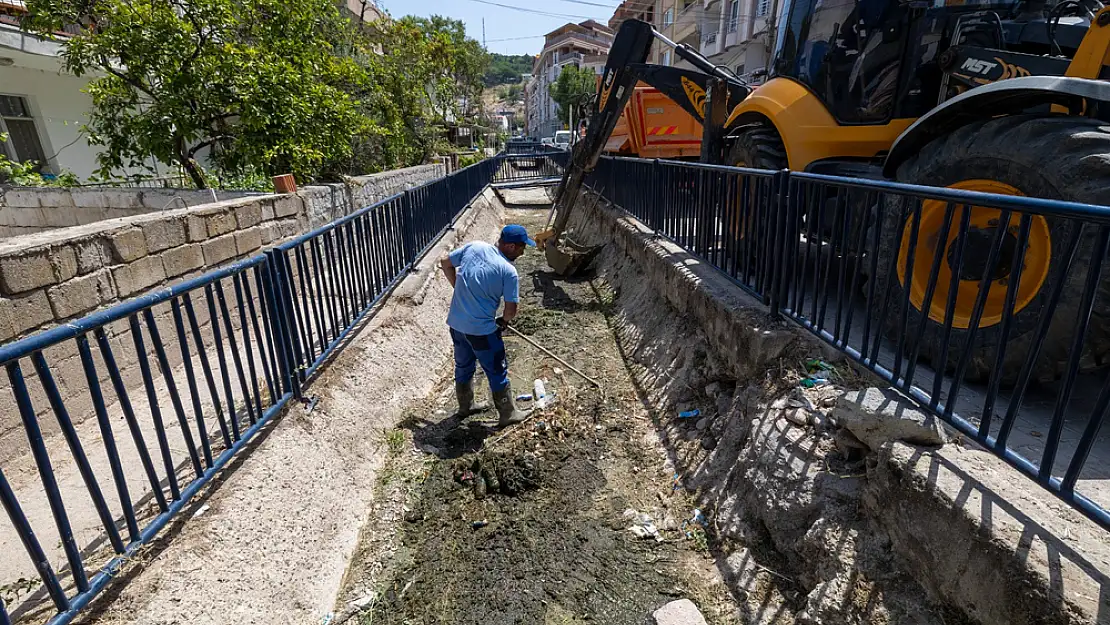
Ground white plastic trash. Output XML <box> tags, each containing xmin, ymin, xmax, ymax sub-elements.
<box><xmin>534</xmin><ymin>379</ymin><xmax>549</xmax><ymax>409</ymax></box>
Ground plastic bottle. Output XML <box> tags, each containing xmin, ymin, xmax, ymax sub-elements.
<box><xmin>533</xmin><ymin>379</ymin><xmax>547</xmax><ymax>409</ymax></box>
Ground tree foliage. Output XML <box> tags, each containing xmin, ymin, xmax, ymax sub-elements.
<box><xmin>0</xmin><ymin>133</ymin><xmax>79</xmax><ymax>186</ymax></box>
<box><xmin>339</xmin><ymin>15</ymin><xmax>488</xmax><ymax>175</ymax></box>
<box><xmin>498</xmin><ymin>83</ymin><xmax>523</xmax><ymax>103</ymax></box>
<box><xmin>483</xmin><ymin>53</ymin><xmax>533</xmax><ymax>86</ymax></box>
<box><xmin>23</xmin><ymin>0</ymin><xmax>487</xmax><ymax>187</ymax></box>
<box><xmin>550</xmin><ymin>64</ymin><xmax>597</xmax><ymax>125</ymax></box>
<box><xmin>24</xmin><ymin>0</ymin><xmax>364</xmax><ymax>188</ymax></box>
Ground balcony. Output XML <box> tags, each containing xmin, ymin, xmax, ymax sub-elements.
<box><xmin>0</xmin><ymin>0</ymin><xmax>82</xmax><ymax>37</ymax></box>
<box><xmin>700</xmin><ymin>29</ymin><xmax>720</xmax><ymax>57</ymax></box>
<box><xmin>673</xmin><ymin>2</ymin><xmax>699</xmax><ymax>46</ymax></box>
<box><xmin>554</xmin><ymin>52</ymin><xmax>585</xmax><ymax>66</ymax></box>
<box><xmin>545</xmin><ymin>31</ymin><xmax>613</xmax><ymax>52</ymax></box>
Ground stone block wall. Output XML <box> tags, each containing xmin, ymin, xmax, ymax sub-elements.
<box><xmin>0</xmin><ymin>187</ymin><xmax>259</xmax><ymax>238</ymax></box>
<box><xmin>300</xmin><ymin>163</ymin><xmax>445</xmax><ymax>229</ymax></box>
<box><xmin>0</xmin><ymin>162</ymin><xmax>446</xmax><ymax>461</ymax></box>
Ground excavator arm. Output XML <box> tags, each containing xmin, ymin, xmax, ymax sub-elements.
<box><xmin>538</xmin><ymin>19</ymin><xmax>751</xmax><ymax>275</ymax></box>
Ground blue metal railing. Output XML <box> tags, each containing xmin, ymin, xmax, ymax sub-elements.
<box><xmin>0</xmin><ymin>256</ymin><xmax>293</xmax><ymax>625</ymax></box>
<box><xmin>0</xmin><ymin>156</ymin><xmax>502</xmax><ymax>625</ymax></box>
<box><xmin>492</xmin><ymin>152</ymin><xmax>570</xmax><ymax>186</ymax></box>
<box><xmin>503</xmin><ymin>140</ymin><xmax>566</xmax><ymax>156</ymax></box>
<box><xmin>588</xmin><ymin>155</ymin><xmax>1110</xmax><ymax>532</ymax></box>
<box><xmin>271</xmin><ymin>158</ymin><xmax>500</xmax><ymax>384</ymax></box>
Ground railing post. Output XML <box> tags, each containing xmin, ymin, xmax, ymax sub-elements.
<box><xmin>262</xmin><ymin>250</ymin><xmax>302</xmax><ymax>399</ymax></box>
<box><xmin>769</xmin><ymin>169</ymin><xmax>793</xmax><ymax>317</ymax></box>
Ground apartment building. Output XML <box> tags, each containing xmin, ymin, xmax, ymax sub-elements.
<box><xmin>525</xmin><ymin>20</ymin><xmax>613</xmax><ymax>139</ymax></box>
<box><xmin>615</xmin><ymin>0</ymin><xmax>783</xmax><ymax>82</ymax></box>
<box><xmin>698</xmin><ymin>0</ymin><xmax>782</xmax><ymax>81</ymax></box>
<box><xmin>344</xmin><ymin>0</ymin><xmax>383</xmax><ymax>25</ymax></box>
<box><xmin>610</xmin><ymin>0</ymin><xmax>673</xmax><ymax>64</ymax></box>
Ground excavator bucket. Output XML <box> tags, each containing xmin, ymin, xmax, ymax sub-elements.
<box><xmin>545</xmin><ymin>235</ymin><xmax>603</xmax><ymax>276</ymax></box>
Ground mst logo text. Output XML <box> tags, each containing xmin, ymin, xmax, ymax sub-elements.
<box><xmin>961</xmin><ymin>58</ymin><xmax>998</xmax><ymax>75</ymax></box>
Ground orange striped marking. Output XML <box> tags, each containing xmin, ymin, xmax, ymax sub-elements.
<box><xmin>646</xmin><ymin>126</ymin><xmax>679</xmax><ymax>136</ymax></box>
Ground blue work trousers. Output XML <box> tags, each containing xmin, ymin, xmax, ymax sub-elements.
<box><xmin>451</xmin><ymin>328</ymin><xmax>510</xmax><ymax>392</ymax></box>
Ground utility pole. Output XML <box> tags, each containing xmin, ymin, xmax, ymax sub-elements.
<box><xmin>483</xmin><ymin>18</ymin><xmax>486</xmax><ymax>48</ymax></box>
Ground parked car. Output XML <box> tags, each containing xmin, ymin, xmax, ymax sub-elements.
<box><xmin>541</xmin><ymin>137</ymin><xmax>555</xmax><ymax>147</ymax></box>
<box><xmin>553</xmin><ymin>130</ymin><xmax>572</xmax><ymax>150</ymax></box>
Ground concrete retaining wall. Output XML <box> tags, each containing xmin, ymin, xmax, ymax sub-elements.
<box><xmin>567</xmin><ymin>188</ymin><xmax>1110</xmax><ymax>625</ymax></box>
<box><xmin>0</xmin><ymin>162</ymin><xmax>444</xmax><ymax>462</ymax></box>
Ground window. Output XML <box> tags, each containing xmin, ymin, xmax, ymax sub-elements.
<box><xmin>728</xmin><ymin>0</ymin><xmax>740</xmax><ymax>32</ymax></box>
<box><xmin>775</xmin><ymin>0</ymin><xmax>903</xmax><ymax>122</ymax></box>
<box><xmin>756</xmin><ymin>0</ymin><xmax>770</xmax><ymax>17</ymax></box>
<box><xmin>663</xmin><ymin>7</ymin><xmax>674</xmax><ymax>27</ymax></box>
<box><xmin>736</xmin><ymin>63</ymin><xmax>746</xmax><ymax>75</ymax></box>
<box><xmin>662</xmin><ymin>50</ymin><xmax>672</xmax><ymax>65</ymax></box>
<box><xmin>0</xmin><ymin>95</ymin><xmax>47</xmax><ymax>168</ymax></box>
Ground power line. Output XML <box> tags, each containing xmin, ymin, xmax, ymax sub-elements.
<box><xmin>487</xmin><ymin>35</ymin><xmax>549</xmax><ymax>42</ymax></box>
<box><xmin>551</xmin><ymin>0</ymin><xmax>623</xmax><ymax>7</ymax></box>
<box><xmin>457</xmin><ymin>0</ymin><xmax>606</xmax><ymax>21</ymax></box>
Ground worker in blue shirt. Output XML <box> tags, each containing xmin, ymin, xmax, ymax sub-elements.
<box><xmin>438</xmin><ymin>224</ymin><xmax>535</xmax><ymax>426</ymax></box>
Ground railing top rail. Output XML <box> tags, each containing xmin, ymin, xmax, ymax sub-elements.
<box><xmin>601</xmin><ymin>154</ymin><xmax>778</xmax><ymax>178</ymax></box>
<box><xmin>0</xmin><ymin>254</ymin><xmax>267</xmax><ymax>366</ymax></box>
<box><xmin>791</xmin><ymin>170</ymin><xmax>1110</xmax><ymax>223</ymax></box>
<box><xmin>275</xmin><ymin>158</ymin><xmax>496</xmax><ymax>253</ymax></box>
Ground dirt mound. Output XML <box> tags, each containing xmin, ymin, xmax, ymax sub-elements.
<box><xmin>370</xmin><ymin>409</ymin><xmax>687</xmax><ymax>625</ymax></box>
<box><xmin>452</xmin><ymin>450</ymin><xmax>542</xmax><ymax>497</ymax></box>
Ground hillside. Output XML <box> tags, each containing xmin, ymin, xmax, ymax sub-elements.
<box><xmin>484</xmin><ymin>53</ymin><xmax>534</xmax><ymax>86</ymax></box>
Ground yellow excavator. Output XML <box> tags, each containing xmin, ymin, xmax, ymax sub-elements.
<box><xmin>541</xmin><ymin>0</ymin><xmax>1110</xmax><ymax>382</ymax></box>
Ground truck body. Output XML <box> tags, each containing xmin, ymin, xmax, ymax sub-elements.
<box><xmin>605</xmin><ymin>83</ymin><xmax>703</xmax><ymax>160</ymax></box>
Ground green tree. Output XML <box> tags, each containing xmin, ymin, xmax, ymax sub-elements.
<box><xmin>341</xmin><ymin>15</ymin><xmax>488</xmax><ymax>173</ymax></box>
<box><xmin>499</xmin><ymin>83</ymin><xmax>523</xmax><ymax>103</ymax></box>
<box><xmin>0</xmin><ymin>133</ymin><xmax>79</xmax><ymax>186</ymax></box>
<box><xmin>483</xmin><ymin>53</ymin><xmax>534</xmax><ymax>86</ymax></box>
<box><xmin>550</xmin><ymin>64</ymin><xmax>597</xmax><ymax>126</ymax></box>
<box><xmin>24</xmin><ymin>0</ymin><xmax>365</xmax><ymax>188</ymax></box>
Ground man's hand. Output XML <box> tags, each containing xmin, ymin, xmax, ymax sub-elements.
<box><xmin>499</xmin><ymin>302</ymin><xmax>519</xmax><ymax>331</ymax></box>
<box><xmin>439</xmin><ymin>256</ymin><xmax>457</xmax><ymax>288</ymax></box>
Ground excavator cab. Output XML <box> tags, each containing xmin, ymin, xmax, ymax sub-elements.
<box><xmin>547</xmin><ymin>4</ymin><xmax>1110</xmax><ymax>381</ymax></box>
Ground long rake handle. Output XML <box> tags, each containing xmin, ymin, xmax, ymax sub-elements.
<box><xmin>505</xmin><ymin>326</ymin><xmax>602</xmax><ymax>388</ymax></box>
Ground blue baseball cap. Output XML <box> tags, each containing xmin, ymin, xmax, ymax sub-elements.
<box><xmin>501</xmin><ymin>224</ymin><xmax>536</xmax><ymax>246</ymax></box>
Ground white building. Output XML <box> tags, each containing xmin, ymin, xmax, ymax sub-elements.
<box><xmin>525</xmin><ymin>20</ymin><xmax>612</xmax><ymax>140</ymax></box>
<box><xmin>0</xmin><ymin>2</ymin><xmax>114</xmax><ymax>181</ymax></box>
<box><xmin>697</xmin><ymin>0</ymin><xmax>782</xmax><ymax>81</ymax></box>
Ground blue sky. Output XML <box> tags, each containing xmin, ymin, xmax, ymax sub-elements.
<box><xmin>379</xmin><ymin>0</ymin><xmax>621</xmax><ymax>55</ymax></box>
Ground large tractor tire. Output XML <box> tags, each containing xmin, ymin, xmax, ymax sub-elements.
<box><xmin>727</xmin><ymin>122</ymin><xmax>788</xmax><ymax>170</ymax></box>
<box><xmin>726</xmin><ymin>124</ymin><xmax>787</xmax><ymax>253</ymax></box>
<box><xmin>873</xmin><ymin>115</ymin><xmax>1110</xmax><ymax>384</ymax></box>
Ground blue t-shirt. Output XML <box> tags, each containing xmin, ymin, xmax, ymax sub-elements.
<box><xmin>446</xmin><ymin>241</ymin><xmax>520</xmax><ymax>336</ymax></box>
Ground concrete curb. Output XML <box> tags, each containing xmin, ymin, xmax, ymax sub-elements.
<box><xmin>566</xmin><ymin>191</ymin><xmax>797</xmax><ymax>380</ymax></box>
